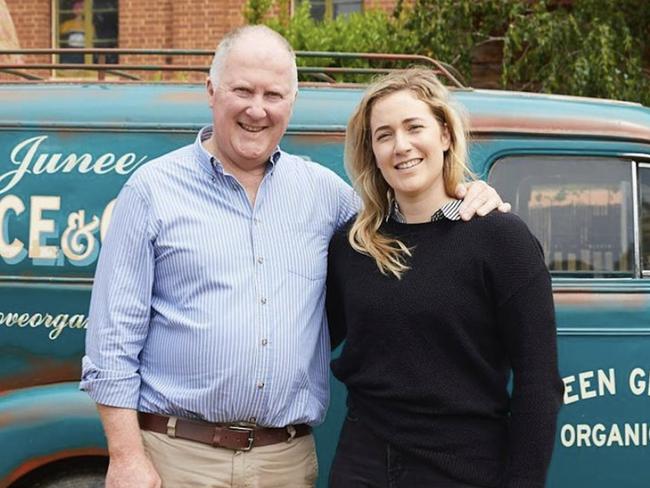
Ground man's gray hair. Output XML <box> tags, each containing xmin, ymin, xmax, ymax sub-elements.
<box><xmin>209</xmin><ymin>25</ymin><xmax>298</xmax><ymax>93</ymax></box>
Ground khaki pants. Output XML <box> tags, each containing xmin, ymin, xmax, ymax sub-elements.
<box><xmin>141</xmin><ymin>429</ymin><xmax>318</xmax><ymax>488</ymax></box>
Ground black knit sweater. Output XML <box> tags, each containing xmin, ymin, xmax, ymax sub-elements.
<box><xmin>326</xmin><ymin>212</ymin><xmax>563</xmax><ymax>488</ymax></box>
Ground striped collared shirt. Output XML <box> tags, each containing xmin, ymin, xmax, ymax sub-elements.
<box><xmin>81</xmin><ymin>126</ymin><xmax>358</xmax><ymax>427</ymax></box>
<box><xmin>391</xmin><ymin>199</ymin><xmax>463</xmax><ymax>223</ymax></box>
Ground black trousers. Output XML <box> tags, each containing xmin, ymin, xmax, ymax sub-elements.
<box><xmin>329</xmin><ymin>412</ymin><xmax>481</xmax><ymax>488</ymax></box>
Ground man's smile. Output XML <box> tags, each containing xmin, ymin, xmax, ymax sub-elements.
<box><xmin>239</xmin><ymin>122</ymin><xmax>266</xmax><ymax>133</ymax></box>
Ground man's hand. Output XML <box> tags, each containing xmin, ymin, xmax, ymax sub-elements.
<box><xmin>455</xmin><ymin>180</ymin><xmax>511</xmax><ymax>221</ymax></box>
<box><xmin>106</xmin><ymin>452</ymin><xmax>162</xmax><ymax>488</ymax></box>
<box><xmin>97</xmin><ymin>404</ymin><xmax>162</xmax><ymax>488</ymax></box>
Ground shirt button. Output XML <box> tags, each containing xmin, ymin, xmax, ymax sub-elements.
<box><xmin>260</xmin><ymin>297</ymin><xmax>267</xmax><ymax>305</ymax></box>
<box><xmin>253</xmin><ymin>218</ymin><xmax>260</xmax><ymax>225</ymax></box>
<box><xmin>257</xmin><ymin>382</ymin><xmax>265</xmax><ymax>389</ymax></box>
<box><xmin>249</xmin><ymin>416</ymin><xmax>257</xmax><ymax>423</ymax></box>
<box><xmin>261</xmin><ymin>338</ymin><xmax>268</xmax><ymax>346</ymax></box>
<box><xmin>257</xmin><ymin>256</ymin><xmax>264</xmax><ymax>264</ymax></box>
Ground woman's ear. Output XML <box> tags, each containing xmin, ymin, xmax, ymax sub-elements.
<box><xmin>441</xmin><ymin>123</ymin><xmax>451</xmax><ymax>152</ymax></box>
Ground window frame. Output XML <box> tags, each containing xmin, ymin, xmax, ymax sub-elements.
<box><xmin>638</xmin><ymin>160</ymin><xmax>650</xmax><ymax>278</ymax></box>
<box><xmin>51</xmin><ymin>0</ymin><xmax>119</xmax><ymax>70</ymax></box>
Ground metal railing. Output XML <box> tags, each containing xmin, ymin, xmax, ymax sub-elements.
<box><xmin>0</xmin><ymin>48</ymin><xmax>466</xmax><ymax>87</ymax></box>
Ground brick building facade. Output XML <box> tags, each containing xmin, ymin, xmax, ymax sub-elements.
<box><xmin>3</xmin><ymin>0</ymin><xmax>501</xmax><ymax>86</ymax></box>
<box><xmin>4</xmin><ymin>0</ymin><xmax>397</xmax><ymax>79</ymax></box>
<box><xmin>4</xmin><ymin>0</ymin><xmax>385</xmax><ymax>53</ymax></box>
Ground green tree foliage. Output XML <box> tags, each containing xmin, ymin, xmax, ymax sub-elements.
<box><xmin>503</xmin><ymin>0</ymin><xmax>650</xmax><ymax>105</ymax></box>
<box><xmin>399</xmin><ymin>0</ymin><xmax>522</xmax><ymax>79</ymax></box>
<box><xmin>244</xmin><ymin>0</ymin><xmax>274</xmax><ymax>24</ymax></box>
<box><xmin>243</xmin><ymin>0</ymin><xmax>650</xmax><ymax>105</ymax></box>
<box><xmin>245</xmin><ymin>1</ymin><xmax>417</xmax><ymax>81</ymax></box>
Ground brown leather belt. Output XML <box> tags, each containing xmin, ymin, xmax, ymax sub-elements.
<box><xmin>138</xmin><ymin>412</ymin><xmax>310</xmax><ymax>451</ymax></box>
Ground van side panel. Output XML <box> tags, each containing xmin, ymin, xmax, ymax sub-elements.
<box><xmin>475</xmin><ymin>136</ymin><xmax>650</xmax><ymax>488</ymax></box>
<box><xmin>549</xmin><ymin>285</ymin><xmax>650</xmax><ymax>488</ymax></box>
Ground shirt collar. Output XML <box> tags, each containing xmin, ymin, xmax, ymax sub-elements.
<box><xmin>193</xmin><ymin>125</ymin><xmax>282</xmax><ymax>178</ymax></box>
<box><xmin>390</xmin><ymin>198</ymin><xmax>463</xmax><ymax>223</ymax></box>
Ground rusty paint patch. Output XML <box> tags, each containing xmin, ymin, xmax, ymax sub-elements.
<box><xmin>553</xmin><ymin>292</ymin><xmax>649</xmax><ymax>308</ymax></box>
<box><xmin>470</xmin><ymin>115</ymin><xmax>650</xmax><ymax>143</ymax></box>
<box><xmin>0</xmin><ymin>90</ymin><xmax>50</xmax><ymax>102</ymax></box>
<box><xmin>285</xmin><ymin>132</ymin><xmax>345</xmax><ymax>143</ymax></box>
<box><xmin>0</xmin><ymin>401</ymin><xmax>96</xmax><ymax>430</ymax></box>
<box><xmin>0</xmin><ymin>357</ymin><xmax>80</xmax><ymax>394</ymax></box>
<box><xmin>156</xmin><ymin>90</ymin><xmax>206</xmax><ymax>103</ymax></box>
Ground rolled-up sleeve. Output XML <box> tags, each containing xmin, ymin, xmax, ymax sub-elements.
<box><xmin>80</xmin><ymin>182</ymin><xmax>155</xmax><ymax>409</ymax></box>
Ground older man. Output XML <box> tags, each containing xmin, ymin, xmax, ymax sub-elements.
<box><xmin>81</xmin><ymin>25</ymin><xmax>508</xmax><ymax>488</ymax></box>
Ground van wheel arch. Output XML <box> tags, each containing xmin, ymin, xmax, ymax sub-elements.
<box><xmin>9</xmin><ymin>456</ymin><xmax>107</xmax><ymax>488</ymax></box>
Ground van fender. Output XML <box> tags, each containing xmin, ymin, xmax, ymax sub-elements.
<box><xmin>0</xmin><ymin>382</ymin><xmax>107</xmax><ymax>487</ymax></box>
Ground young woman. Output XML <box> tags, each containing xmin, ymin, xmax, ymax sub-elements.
<box><xmin>326</xmin><ymin>69</ymin><xmax>563</xmax><ymax>488</ymax></box>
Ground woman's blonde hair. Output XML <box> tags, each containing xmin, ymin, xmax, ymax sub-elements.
<box><xmin>345</xmin><ymin>68</ymin><xmax>473</xmax><ymax>279</ymax></box>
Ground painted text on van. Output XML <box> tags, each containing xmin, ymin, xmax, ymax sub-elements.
<box><xmin>0</xmin><ymin>311</ymin><xmax>87</xmax><ymax>340</ymax></box>
<box><xmin>563</xmin><ymin>368</ymin><xmax>650</xmax><ymax>405</ymax></box>
<box><xmin>0</xmin><ymin>135</ymin><xmax>148</xmax><ymax>195</ymax></box>
<box><xmin>0</xmin><ymin>194</ymin><xmax>115</xmax><ymax>266</ymax></box>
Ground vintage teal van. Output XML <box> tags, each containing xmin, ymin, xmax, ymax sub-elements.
<box><xmin>1</xmin><ymin>51</ymin><xmax>650</xmax><ymax>487</ymax></box>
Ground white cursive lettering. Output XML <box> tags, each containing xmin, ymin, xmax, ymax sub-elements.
<box><xmin>0</xmin><ymin>135</ymin><xmax>148</xmax><ymax>194</ymax></box>
<box><xmin>0</xmin><ymin>310</ymin><xmax>88</xmax><ymax>340</ymax></box>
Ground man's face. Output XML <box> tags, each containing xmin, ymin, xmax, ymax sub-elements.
<box><xmin>207</xmin><ymin>39</ymin><xmax>296</xmax><ymax>173</ymax></box>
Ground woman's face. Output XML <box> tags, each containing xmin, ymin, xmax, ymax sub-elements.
<box><xmin>369</xmin><ymin>89</ymin><xmax>450</xmax><ymax>204</ymax></box>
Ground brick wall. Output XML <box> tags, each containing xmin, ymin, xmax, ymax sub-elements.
<box><xmin>119</xmin><ymin>0</ymin><xmax>173</xmax><ymax>49</ymax></box>
<box><xmin>119</xmin><ymin>0</ymin><xmax>245</xmax><ymax>80</ymax></box>
<box><xmin>6</xmin><ymin>0</ymin><xmax>50</xmax><ymax>49</ymax></box>
<box><xmin>3</xmin><ymin>0</ymin><xmax>510</xmax><ymax>87</ymax></box>
<box><xmin>471</xmin><ymin>40</ymin><xmax>503</xmax><ymax>89</ymax></box>
<box><xmin>365</xmin><ymin>0</ymin><xmax>398</xmax><ymax>13</ymax></box>
<box><xmin>119</xmin><ymin>0</ymin><xmax>245</xmax><ymax>50</ymax></box>
<box><xmin>119</xmin><ymin>0</ymin><xmax>173</xmax><ymax>78</ymax></box>
<box><xmin>4</xmin><ymin>0</ymin><xmax>50</xmax><ymax>79</ymax></box>
<box><xmin>170</xmin><ymin>0</ymin><xmax>243</xmax><ymax>80</ymax></box>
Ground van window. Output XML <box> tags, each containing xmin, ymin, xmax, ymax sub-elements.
<box><xmin>640</xmin><ymin>164</ymin><xmax>650</xmax><ymax>274</ymax></box>
<box><xmin>488</xmin><ymin>156</ymin><xmax>634</xmax><ymax>277</ymax></box>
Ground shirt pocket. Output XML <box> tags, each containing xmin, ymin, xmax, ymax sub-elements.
<box><xmin>283</xmin><ymin>226</ymin><xmax>328</xmax><ymax>281</ymax></box>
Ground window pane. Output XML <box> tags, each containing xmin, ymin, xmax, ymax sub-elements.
<box><xmin>640</xmin><ymin>166</ymin><xmax>650</xmax><ymax>271</ymax></box>
<box><xmin>58</xmin><ymin>0</ymin><xmax>89</xmax><ymax>63</ymax></box>
<box><xmin>488</xmin><ymin>156</ymin><xmax>634</xmax><ymax>277</ymax></box>
<box><xmin>297</xmin><ymin>0</ymin><xmax>361</xmax><ymax>19</ymax></box>
<box><xmin>308</xmin><ymin>1</ymin><xmax>326</xmax><ymax>20</ymax></box>
<box><xmin>56</xmin><ymin>0</ymin><xmax>118</xmax><ymax>65</ymax></box>
<box><xmin>94</xmin><ymin>0</ymin><xmax>116</xmax><ymax>8</ymax></box>
<box><xmin>334</xmin><ymin>0</ymin><xmax>362</xmax><ymax>17</ymax></box>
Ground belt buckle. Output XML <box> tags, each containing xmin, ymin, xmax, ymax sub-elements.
<box><xmin>228</xmin><ymin>424</ymin><xmax>255</xmax><ymax>451</ymax></box>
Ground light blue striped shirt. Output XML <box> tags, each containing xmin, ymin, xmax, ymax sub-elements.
<box><xmin>81</xmin><ymin>127</ymin><xmax>358</xmax><ymax>427</ymax></box>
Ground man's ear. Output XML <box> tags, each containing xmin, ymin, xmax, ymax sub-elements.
<box><xmin>206</xmin><ymin>77</ymin><xmax>215</xmax><ymax>107</ymax></box>
<box><xmin>286</xmin><ymin>88</ymin><xmax>298</xmax><ymax>117</ymax></box>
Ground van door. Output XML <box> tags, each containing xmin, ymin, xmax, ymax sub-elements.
<box><xmin>489</xmin><ymin>153</ymin><xmax>650</xmax><ymax>488</ymax></box>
